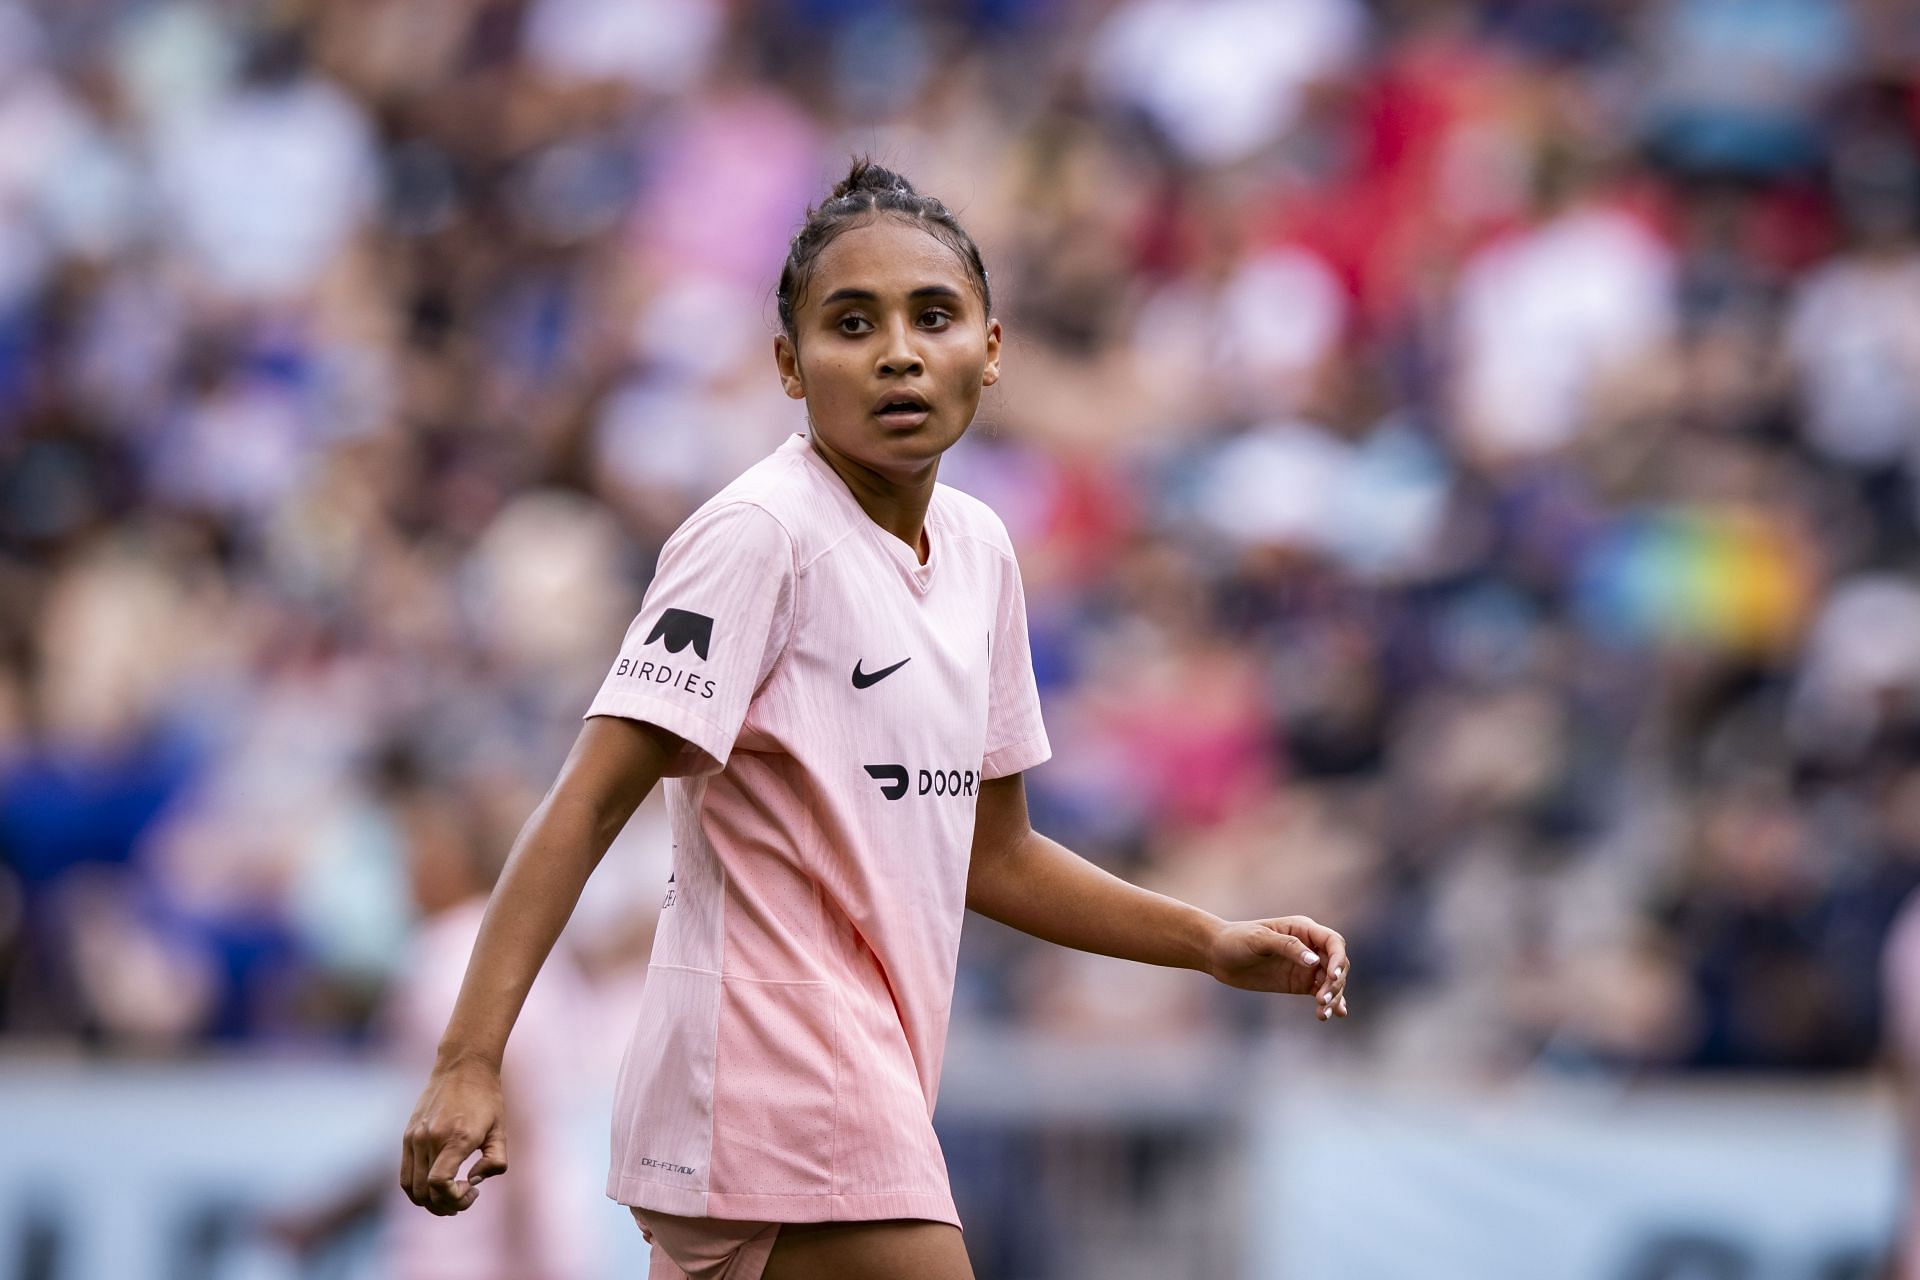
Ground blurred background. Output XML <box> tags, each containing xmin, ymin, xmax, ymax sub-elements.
<box><xmin>1</xmin><ymin>0</ymin><xmax>1918</xmax><ymax>1276</ymax></box>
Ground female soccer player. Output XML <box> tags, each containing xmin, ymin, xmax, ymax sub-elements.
<box><xmin>400</xmin><ymin>159</ymin><xmax>1350</xmax><ymax>1280</ymax></box>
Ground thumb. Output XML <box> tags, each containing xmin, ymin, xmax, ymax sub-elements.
<box><xmin>1256</xmin><ymin>926</ymin><xmax>1319</xmax><ymax>967</ymax></box>
<box><xmin>469</xmin><ymin>1128</ymin><xmax>509</xmax><ymax>1184</ymax></box>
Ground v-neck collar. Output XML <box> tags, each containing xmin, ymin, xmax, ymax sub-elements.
<box><xmin>791</xmin><ymin>433</ymin><xmax>939</xmax><ymax>593</ymax></box>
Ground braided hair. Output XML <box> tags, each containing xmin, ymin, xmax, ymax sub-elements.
<box><xmin>776</xmin><ymin>158</ymin><xmax>992</xmax><ymax>340</ymax></box>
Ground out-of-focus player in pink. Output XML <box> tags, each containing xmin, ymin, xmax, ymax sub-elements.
<box><xmin>383</xmin><ymin>796</ymin><xmax>602</xmax><ymax>1280</ymax></box>
<box><xmin>267</xmin><ymin>759</ymin><xmax>603</xmax><ymax>1279</ymax></box>
<box><xmin>399</xmin><ymin>158</ymin><xmax>1350</xmax><ymax>1280</ymax></box>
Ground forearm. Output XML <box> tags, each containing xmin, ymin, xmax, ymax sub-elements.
<box><xmin>965</xmin><ymin>828</ymin><xmax>1222</xmax><ymax>971</ymax></box>
<box><xmin>433</xmin><ymin>792</ymin><xmax>621</xmax><ymax>1071</ymax></box>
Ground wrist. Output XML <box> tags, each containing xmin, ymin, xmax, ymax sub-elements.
<box><xmin>1184</xmin><ymin>908</ymin><xmax>1228</xmax><ymax>974</ymax></box>
<box><xmin>433</xmin><ymin>1042</ymin><xmax>503</xmax><ymax>1075</ymax></box>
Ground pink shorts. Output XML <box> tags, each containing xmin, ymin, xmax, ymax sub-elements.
<box><xmin>630</xmin><ymin>1207</ymin><xmax>781</xmax><ymax>1280</ymax></box>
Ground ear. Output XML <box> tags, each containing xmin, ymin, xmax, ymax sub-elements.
<box><xmin>981</xmin><ymin>318</ymin><xmax>1002</xmax><ymax>388</ymax></box>
<box><xmin>773</xmin><ymin>335</ymin><xmax>805</xmax><ymax>400</ymax></box>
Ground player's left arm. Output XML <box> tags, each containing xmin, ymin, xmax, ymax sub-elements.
<box><xmin>966</xmin><ymin>773</ymin><xmax>1349</xmax><ymax>1020</ymax></box>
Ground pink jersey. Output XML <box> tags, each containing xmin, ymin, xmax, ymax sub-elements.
<box><xmin>584</xmin><ymin>432</ymin><xmax>1050</xmax><ymax>1226</ymax></box>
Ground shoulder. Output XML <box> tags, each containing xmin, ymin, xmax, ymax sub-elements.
<box><xmin>668</xmin><ymin>441</ymin><xmax>827</xmax><ymax>567</ymax></box>
<box><xmin>676</xmin><ymin>438</ymin><xmax>861</xmax><ymax>571</ymax></box>
<box><xmin>934</xmin><ymin>481</ymin><xmax>1017</xmax><ymax>562</ymax></box>
<box><xmin>663</xmin><ymin>493</ymin><xmax>797</xmax><ymax>582</ymax></box>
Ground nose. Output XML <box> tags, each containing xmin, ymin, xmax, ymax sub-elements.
<box><xmin>875</xmin><ymin>315</ymin><xmax>924</xmax><ymax>377</ymax></box>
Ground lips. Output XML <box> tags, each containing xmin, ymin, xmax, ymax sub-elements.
<box><xmin>872</xmin><ymin>389</ymin><xmax>930</xmax><ymax>413</ymax></box>
<box><xmin>872</xmin><ymin>389</ymin><xmax>932</xmax><ymax>426</ymax></box>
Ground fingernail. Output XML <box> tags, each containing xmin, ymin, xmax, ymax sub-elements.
<box><xmin>1301</xmin><ymin>950</ymin><xmax>1319</xmax><ymax>965</ymax></box>
<box><xmin>1333</xmin><ymin>967</ymin><xmax>1344</xmax><ymax>980</ymax></box>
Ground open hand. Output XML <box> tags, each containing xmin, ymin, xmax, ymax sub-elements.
<box><xmin>400</xmin><ymin>1056</ymin><xmax>509</xmax><ymax>1215</ymax></box>
<box><xmin>1206</xmin><ymin>916</ymin><xmax>1349</xmax><ymax>1021</ymax></box>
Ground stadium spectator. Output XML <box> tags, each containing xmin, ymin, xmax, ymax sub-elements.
<box><xmin>2</xmin><ymin>0</ymin><xmax>1919</xmax><ymax>1094</ymax></box>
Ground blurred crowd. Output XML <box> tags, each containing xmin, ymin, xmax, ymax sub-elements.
<box><xmin>3</xmin><ymin>0</ymin><xmax>1920</xmax><ymax>1081</ymax></box>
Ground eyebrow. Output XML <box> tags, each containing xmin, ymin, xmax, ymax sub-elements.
<box><xmin>819</xmin><ymin>285</ymin><xmax>966</xmax><ymax>307</ymax></box>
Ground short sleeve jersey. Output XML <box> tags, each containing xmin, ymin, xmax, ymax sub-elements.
<box><xmin>585</xmin><ymin>432</ymin><xmax>1050</xmax><ymax>1225</ymax></box>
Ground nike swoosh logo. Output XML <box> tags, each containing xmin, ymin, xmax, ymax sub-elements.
<box><xmin>851</xmin><ymin>656</ymin><xmax>910</xmax><ymax>689</ymax></box>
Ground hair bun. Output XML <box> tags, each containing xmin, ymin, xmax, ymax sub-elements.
<box><xmin>777</xmin><ymin>154</ymin><xmax>990</xmax><ymax>338</ymax></box>
<box><xmin>831</xmin><ymin>158</ymin><xmax>916</xmax><ymax>201</ymax></box>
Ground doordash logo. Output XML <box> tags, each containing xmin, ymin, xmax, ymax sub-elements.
<box><xmin>863</xmin><ymin>764</ymin><xmax>978</xmax><ymax>801</ymax></box>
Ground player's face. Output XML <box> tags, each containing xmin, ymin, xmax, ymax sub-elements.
<box><xmin>774</xmin><ymin>215</ymin><xmax>1001</xmax><ymax>481</ymax></box>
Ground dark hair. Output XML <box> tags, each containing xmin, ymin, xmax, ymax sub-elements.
<box><xmin>776</xmin><ymin>158</ymin><xmax>992</xmax><ymax>339</ymax></box>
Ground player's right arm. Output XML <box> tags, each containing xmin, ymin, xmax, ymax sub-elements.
<box><xmin>399</xmin><ymin>713</ymin><xmax>680</xmax><ymax>1216</ymax></box>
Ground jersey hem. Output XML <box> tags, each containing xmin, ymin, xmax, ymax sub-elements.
<box><xmin>608</xmin><ymin>1179</ymin><xmax>960</xmax><ymax>1228</ymax></box>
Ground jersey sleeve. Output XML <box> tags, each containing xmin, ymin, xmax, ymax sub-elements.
<box><xmin>585</xmin><ymin>501</ymin><xmax>795</xmax><ymax>777</ymax></box>
<box><xmin>982</xmin><ymin>549</ymin><xmax>1051</xmax><ymax>780</ymax></box>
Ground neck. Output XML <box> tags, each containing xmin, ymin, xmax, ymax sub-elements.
<box><xmin>808</xmin><ymin>433</ymin><xmax>936</xmax><ymax>563</ymax></box>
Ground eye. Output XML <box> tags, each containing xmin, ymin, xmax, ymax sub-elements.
<box><xmin>836</xmin><ymin>313</ymin><xmax>872</xmax><ymax>334</ymax></box>
<box><xmin>919</xmin><ymin>308</ymin><xmax>953</xmax><ymax>329</ymax></box>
